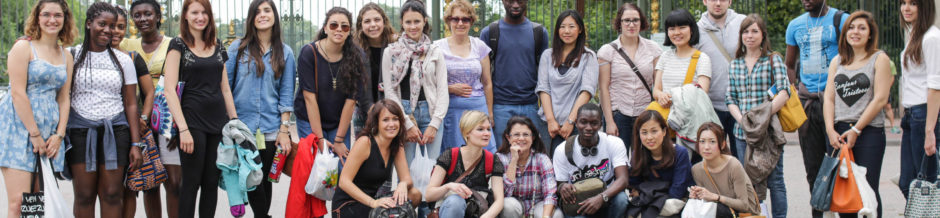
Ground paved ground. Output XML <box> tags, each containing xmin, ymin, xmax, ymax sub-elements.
<box><xmin>0</xmin><ymin>131</ymin><xmax>912</xmax><ymax>217</ymax></box>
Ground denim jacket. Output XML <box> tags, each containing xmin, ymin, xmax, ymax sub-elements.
<box><xmin>226</xmin><ymin>39</ymin><xmax>296</xmax><ymax>133</ymax></box>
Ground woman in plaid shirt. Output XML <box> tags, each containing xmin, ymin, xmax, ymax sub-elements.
<box><xmin>725</xmin><ymin>14</ymin><xmax>791</xmax><ymax>218</ymax></box>
<box><xmin>496</xmin><ymin>116</ymin><xmax>560</xmax><ymax>218</ymax></box>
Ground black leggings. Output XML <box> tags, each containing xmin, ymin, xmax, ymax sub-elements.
<box><xmin>178</xmin><ymin>128</ymin><xmax>222</xmax><ymax>218</ymax></box>
<box><xmin>247</xmin><ymin>141</ymin><xmax>277</xmax><ymax>218</ymax></box>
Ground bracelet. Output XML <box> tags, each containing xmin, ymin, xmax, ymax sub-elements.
<box><xmin>140</xmin><ymin>114</ymin><xmax>148</xmax><ymax>121</ymax></box>
<box><xmin>850</xmin><ymin>126</ymin><xmax>862</xmax><ymax>134</ymax></box>
<box><xmin>279</xmin><ymin>130</ymin><xmax>290</xmax><ymax>134</ymax></box>
<box><xmin>28</xmin><ymin>131</ymin><xmax>41</xmax><ymax>137</ymax></box>
<box><xmin>717</xmin><ymin>195</ymin><xmax>721</xmax><ymax>202</ymax></box>
<box><xmin>179</xmin><ymin>128</ymin><xmax>190</xmax><ymax>133</ymax></box>
<box><xmin>131</xmin><ymin>142</ymin><xmax>145</xmax><ymax>149</ymax></box>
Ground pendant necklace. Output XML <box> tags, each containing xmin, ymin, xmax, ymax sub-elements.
<box><xmin>318</xmin><ymin>41</ymin><xmax>339</xmax><ymax>90</ymax></box>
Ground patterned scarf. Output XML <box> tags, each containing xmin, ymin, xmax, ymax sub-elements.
<box><xmin>386</xmin><ymin>34</ymin><xmax>431</xmax><ymax>112</ymax></box>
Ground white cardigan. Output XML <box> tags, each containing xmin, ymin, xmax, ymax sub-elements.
<box><xmin>381</xmin><ymin>44</ymin><xmax>449</xmax><ymax>130</ymax></box>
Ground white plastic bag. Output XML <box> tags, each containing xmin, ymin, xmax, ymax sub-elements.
<box><xmin>305</xmin><ymin>145</ymin><xmax>339</xmax><ymax>200</ymax></box>
<box><xmin>41</xmin><ymin>157</ymin><xmax>74</xmax><ymax>218</ymax></box>
<box><xmin>681</xmin><ymin>199</ymin><xmax>716</xmax><ymax>218</ymax></box>
<box><xmin>409</xmin><ymin>145</ymin><xmax>434</xmax><ymax>199</ymax></box>
<box><xmin>851</xmin><ymin>161</ymin><xmax>878</xmax><ymax>218</ymax></box>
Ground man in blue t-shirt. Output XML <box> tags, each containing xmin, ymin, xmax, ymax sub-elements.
<box><xmin>783</xmin><ymin>0</ymin><xmax>847</xmax><ymax>217</ymax></box>
<box><xmin>479</xmin><ymin>0</ymin><xmax>550</xmax><ymax>148</ymax></box>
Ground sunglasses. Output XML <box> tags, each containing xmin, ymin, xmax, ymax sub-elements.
<box><xmin>448</xmin><ymin>17</ymin><xmax>473</xmax><ymax>24</ymax></box>
<box><xmin>329</xmin><ymin>23</ymin><xmax>350</xmax><ymax>32</ymax></box>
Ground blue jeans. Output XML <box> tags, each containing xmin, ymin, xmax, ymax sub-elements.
<box><xmin>401</xmin><ymin>100</ymin><xmax>443</xmax><ymax>164</ymax></box>
<box><xmin>828</xmin><ymin>122</ymin><xmax>885</xmax><ymax>218</ymax></box>
<box><xmin>736</xmin><ymin>138</ymin><xmax>786</xmax><ymax>218</ymax></box>
<box><xmin>900</xmin><ymin>104</ymin><xmax>940</xmax><ymax>198</ymax></box>
<box><xmin>494</xmin><ymin>103</ymin><xmax>550</xmax><ymax>153</ymax></box>
<box><xmin>296</xmin><ymin>119</ymin><xmax>351</xmax><ymax>171</ymax></box>
<box><xmin>715</xmin><ymin>109</ymin><xmax>739</xmax><ymax>158</ymax></box>
<box><xmin>612</xmin><ymin>111</ymin><xmax>637</xmax><ymax>150</ymax></box>
<box><xmin>564</xmin><ymin>191</ymin><xmax>629</xmax><ymax>218</ymax></box>
<box><xmin>439</xmin><ymin>194</ymin><xmax>467</xmax><ymax>218</ymax></box>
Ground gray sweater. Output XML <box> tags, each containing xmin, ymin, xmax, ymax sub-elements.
<box><xmin>695</xmin><ymin>9</ymin><xmax>746</xmax><ymax>111</ymax></box>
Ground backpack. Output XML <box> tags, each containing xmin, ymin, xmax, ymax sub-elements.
<box><xmin>486</xmin><ymin>20</ymin><xmax>547</xmax><ymax>67</ymax></box>
<box><xmin>833</xmin><ymin>10</ymin><xmax>846</xmax><ymax>39</ymax></box>
<box><xmin>446</xmin><ymin>147</ymin><xmax>494</xmax><ymax>179</ymax></box>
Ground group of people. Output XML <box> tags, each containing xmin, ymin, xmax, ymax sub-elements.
<box><xmin>0</xmin><ymin>0</ymin><xmax>937</xmax><ymax>217</ymax></box>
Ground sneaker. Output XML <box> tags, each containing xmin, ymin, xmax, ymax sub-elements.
<box><xmin>891</xmin><ymin>126</ymin><xmax>901</xmax><ymax>134</ymax></box>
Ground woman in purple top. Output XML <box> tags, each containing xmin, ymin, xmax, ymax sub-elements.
<box><xmin>434</xmin><ymin>0</ymin><xmax>497</xmax><ymax>153</ymax></box>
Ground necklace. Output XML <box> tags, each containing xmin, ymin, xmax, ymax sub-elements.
<box><xmin>317</xmin><ymin>41</ymin><xmax>339</xmax><ymax>90</ymax></box>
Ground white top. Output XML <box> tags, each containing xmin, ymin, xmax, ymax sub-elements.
<box><xmin>901</xmin><ymin>26</ymin><xmax>940</xmax><ymax>107</ymax></box>
<box><xmin>655</xmin><ymin>49</ymin><xmax>712</xmax><ymax>94</ymax></box>
<box><xmin>71</xmin><ymin>47</ymin><xmax>138</xmax><ymax>121</ymax></box>
<box><xmin>553</xmin><ymin>132</ymin><xmax>629</xmax><ymax>183</ymax></box>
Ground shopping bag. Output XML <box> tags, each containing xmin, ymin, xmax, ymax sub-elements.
<box><xmin>409</xmin><ymin>144</ymin><xmax>434</xmax><ymax>198</ymax></box>
<box><xmin>830</xmin><ymin>149</ymin><xmax>863</xmax><ymax>213</ymax></box>
<box><xmin>850</xmin><ymin>160</ymin><xmax>878</xmax><ymax>217</ymax></box>
<box><xmin>21</xmin><ymin>157</ymin><xmax>44</xmax><ymax>218</ymax></box>
<box><xmin>305</xmin><ymin>144</ymin><xmax>339</xmax><ymax>200</ymax></box>
<box><xmin>40</xmin><ymin>157</ymin><xmax>73</xmax><ymax>218</ymax></box>
<box><xmin>904</xmin><ymin>156</ymin><xmax>940</xmax><ymax>217</ymax></box>
<box><xmin>811</xmin><ymin>149</ymin><xmax>840</xmax><ymax>211</ymax></box>
<box><xmin>681</xmin><ymin>199</ymin><xmax>717</xmax><ymax>218</ymax></box>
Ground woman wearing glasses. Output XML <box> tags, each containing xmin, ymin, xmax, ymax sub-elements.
<box><xmin>294</xmin><ymin>6</ymin><xmax>365</xmax><ymax>160</ymax></box>
<box><xmin>597</xmin><ymin>3</ymin><xmax>662</xmax><ymax>147</ymax></box>
<box><xmin>496</xmin><ymin>116</ymin><xmax>560</xmax><ymax>218</ymax></box>
<box><xmin>434</xmin><ymin>0</ymin><xmax>497</xmax><ymax>153</ymax></box>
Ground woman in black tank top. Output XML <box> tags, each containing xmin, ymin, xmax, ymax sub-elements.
<box><xmin>333</xmin><ymin>99</ymin><xmax>423</xmax><ymax>217</ymax></box>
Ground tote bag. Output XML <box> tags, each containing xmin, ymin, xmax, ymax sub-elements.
<box><xmin>830</xmin><ymin>149</ymin><xmax>863</xmax><ymax>213</ymax></box>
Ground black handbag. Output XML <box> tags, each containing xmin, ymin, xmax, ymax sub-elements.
<box><xmin>369</xmin><ymin>181</ymin><xmax>417</xmax><ymax>218</ymax></box>
<box><xmin>21</xmin><ymin>157</ymin><xmax>44</xmax><ymax>217</ymax></box>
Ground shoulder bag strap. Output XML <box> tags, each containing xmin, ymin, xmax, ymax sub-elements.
<box><xmin>704</xmin><ymin>164</ymin><xmax>738</xmax><ymax>218</ymax></box>
<box><xmin>610</xmin><ymin>42</ymin><xmax>654</xmax><ymax>101</ymax></box>
<box><xmin>306</xmin><ymin>43</ymin><xmax>318</xmax><ymax>91</ymax></box>
<box><xmin>705</xmin><ymin>31</ymin><xmax>733</xmax><ymax>62</ymax></box>
<box><xmin>565</xmin><ymin>135</ymin><xmax>577</xmax><ymax>166</ymax></box>
<box><xmin>684</xmin><ymin>50</ymin><xmax>702</xmax><ymax>85</ymax></box>
<box><xmin>454</xmin><ymin>150</ymin><xmax>484</xmax><ymax>183</ymax></box>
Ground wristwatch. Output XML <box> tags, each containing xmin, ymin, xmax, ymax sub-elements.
<box><xmin>131</xmin><ymin>142</ymin><xmax>146</xmax><ymax>149</ymax></box>
<box><xmin>601</xmin><ymin>193</ymin><xmax>609</xmax><ymax>203</ymax></box>
<box><xmin>566</xmin><ymin>118</ymin><xmax>575</xmax><ymax>125</ymax></box>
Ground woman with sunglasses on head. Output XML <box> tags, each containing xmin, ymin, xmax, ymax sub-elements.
<box><xmin>66</xmin><ymin>2</ymin><xmax>143</xmax><ymax>217</ymax></box>
<box><xmin>163</xmin><ymin>0</ymin><xmax>238</xmax><ymax>216</ymax></box>
<box><xmin>332</xmin><ymin>99</ymin><xmax>422</xmax><ymax>217</ymax></box>
<box><xmin>434</xmin><ymin>0</ymin><xmax>497</xmax><ymax>153</ymax></box>
<box><xmin>0</xmin><ymin>0</ymin><xmax>76</xmax><ymax>217</ymax></box>
<box><xmin>353</xmin><ymin>3</ymin><xmax>397</xmax><ymax>134</ymax></box>
<box><xmin>897</xmin><ymin>0</ymin><xmax>940</xmax><ymax>201</ymax></box>
<box><xmin>537</xmin><ymin>10</ymin><xmax>599</xmax><ymax>151</ymax></box>
<box><xmin>121</xmin><ymin>1</ymin><xmax>182</xmax><ymax>216</ymax></box>
<box><xmin>822</xmin><ymin>11</ymin><xmax>892</xmax><ymax>217</ymax></box>
<box><xmin>110</xmin><ymin>5</ymin><xmax>161</xmax><ymax>218</ymax></box>
<box><xmin>496</xmin><ymin>116</ymin><xmax>561</xmax><ymax>218</ymax></box>
<box><xmin>225</xmin><ymin>1</ymin><xmax>296</xmax><ymax>217</ymax></box>
<box><xmin>294</xmin><ymin>6</ymin><xmax>364</xmax><ymax>162</ymax></box>
<box><xmin>383</xmin><ymin>0</ymin><xmax>449</xmax><ymax>162</ymax></box>
<box><xmin>598</xmin><ymin>2</ymin><xmax>662</xmax><ymax>148</ymax></box>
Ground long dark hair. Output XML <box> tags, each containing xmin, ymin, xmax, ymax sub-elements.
<box><xmin>316</xmin><ymin>7</ymin><xmax>364</xmax><ymax>96</ymax></box>
<box><xmin>355</xmin><ymin>3</ymin><xmax>397</xmax><ymax>54</ymax></box>
<box><xmin>551</xmin><ymin>9</ymin><xmax>587</xmax><ymax>68</ymax></box>
<box><xmin>901</xmin><ymin>0</ymin><xmax>936</xmax><ymax>68</ymax></box>
<box><xmin>629</xmin><ymin>110</ymin><xmax>676</xmax><ymax>178</ymax></box>
<box><xmin>357</xmin><ymin>99</ymin><xmax>406</xmax><ymax>158</ymax></box>
<box><xmin>496</xmin><ymin>116</ymin><xmax>547</xmax><ymax>155</ymax></box>
<box><xmin>838</xmin><ymin>11</ymin><xmax>880</xmax><ymax>66</ymax></box>
<box><xmin>399</xmin><ymin>0</ymin><xmax>431</xmax><ymax>35</ymax></box>
<box><xmin>72</xmin><ymin>2</ymin><xmax>126</xmax><ymax>98</ymax></box>
<box><xmin>238</xmin><ymin>0</ymin><xmax>286</xmax><ymax>78</ymax></box>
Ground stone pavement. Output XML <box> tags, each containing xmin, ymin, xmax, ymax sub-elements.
<box><xmin>0</xmin><ymin>129</ymin><xmax>912</xmax><ymax>217</ymax></box>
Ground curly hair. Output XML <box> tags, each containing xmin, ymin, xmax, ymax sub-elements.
<box><xmin>355</xmin><ymin>2</ymin><xmax>397</xmax><ymax>55</ymax></box>
<box><xmin>444</xmin><ymin>0</ymin><xmax>478</xmax><ymax>30</ymax></box>
<box><xmin>24</xmin><ymin>0</ymin><xmax>77</xmax><ymax>45</ymax></box>
<box><xmin>316</xmin><ymin>7</ymin><xmax>364</xmax><ymax>96</ymax></box>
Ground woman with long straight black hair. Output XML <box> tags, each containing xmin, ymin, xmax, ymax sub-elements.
<box><xmin>163</xmin><ymin>0</ymin><xmax>238</xmax><ymax>217</ymax></box>
<box><xmin>66</xmin><ymin>2</ymin><xmax>142</xmax><ymax>217</ymax></box>
<box><xmin>226</xmin><ymin>1</ymin><xmax>296</xmax><ymax>217</ymax></box>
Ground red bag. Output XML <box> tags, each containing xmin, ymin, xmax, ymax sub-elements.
<box><xmin>285</xmin><ymin>135</ymin><xmax>327</xmax><ymax>218</ymax></box>
<box><xmin>829</xmin><ymin>148</ymin><xmax>863</xmax><ymax>213</ymax></box>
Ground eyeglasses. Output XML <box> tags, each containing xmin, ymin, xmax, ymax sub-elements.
<box><xmin>510</xmin><ymin>133</ymin><xmax>531</xmax><ymax>139</ymax></box>
<box><xmin>447</xmin><ymin>17</ymin><xmax>473</xmax><ymax>24</ymax></box>
<box><xmin>621</xmin><ymin>18</ymin><xmax>641</xmax><ymax>25</ymax></box>
<box><xmin>40</xmin><ymin>12</ymin><xmax>65</xmax><ymax>19</ymax></box>
<box><xmin>329</xmin><ymin>23</ymin><xmax>350</xmax><ymax>32</ymax></box>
